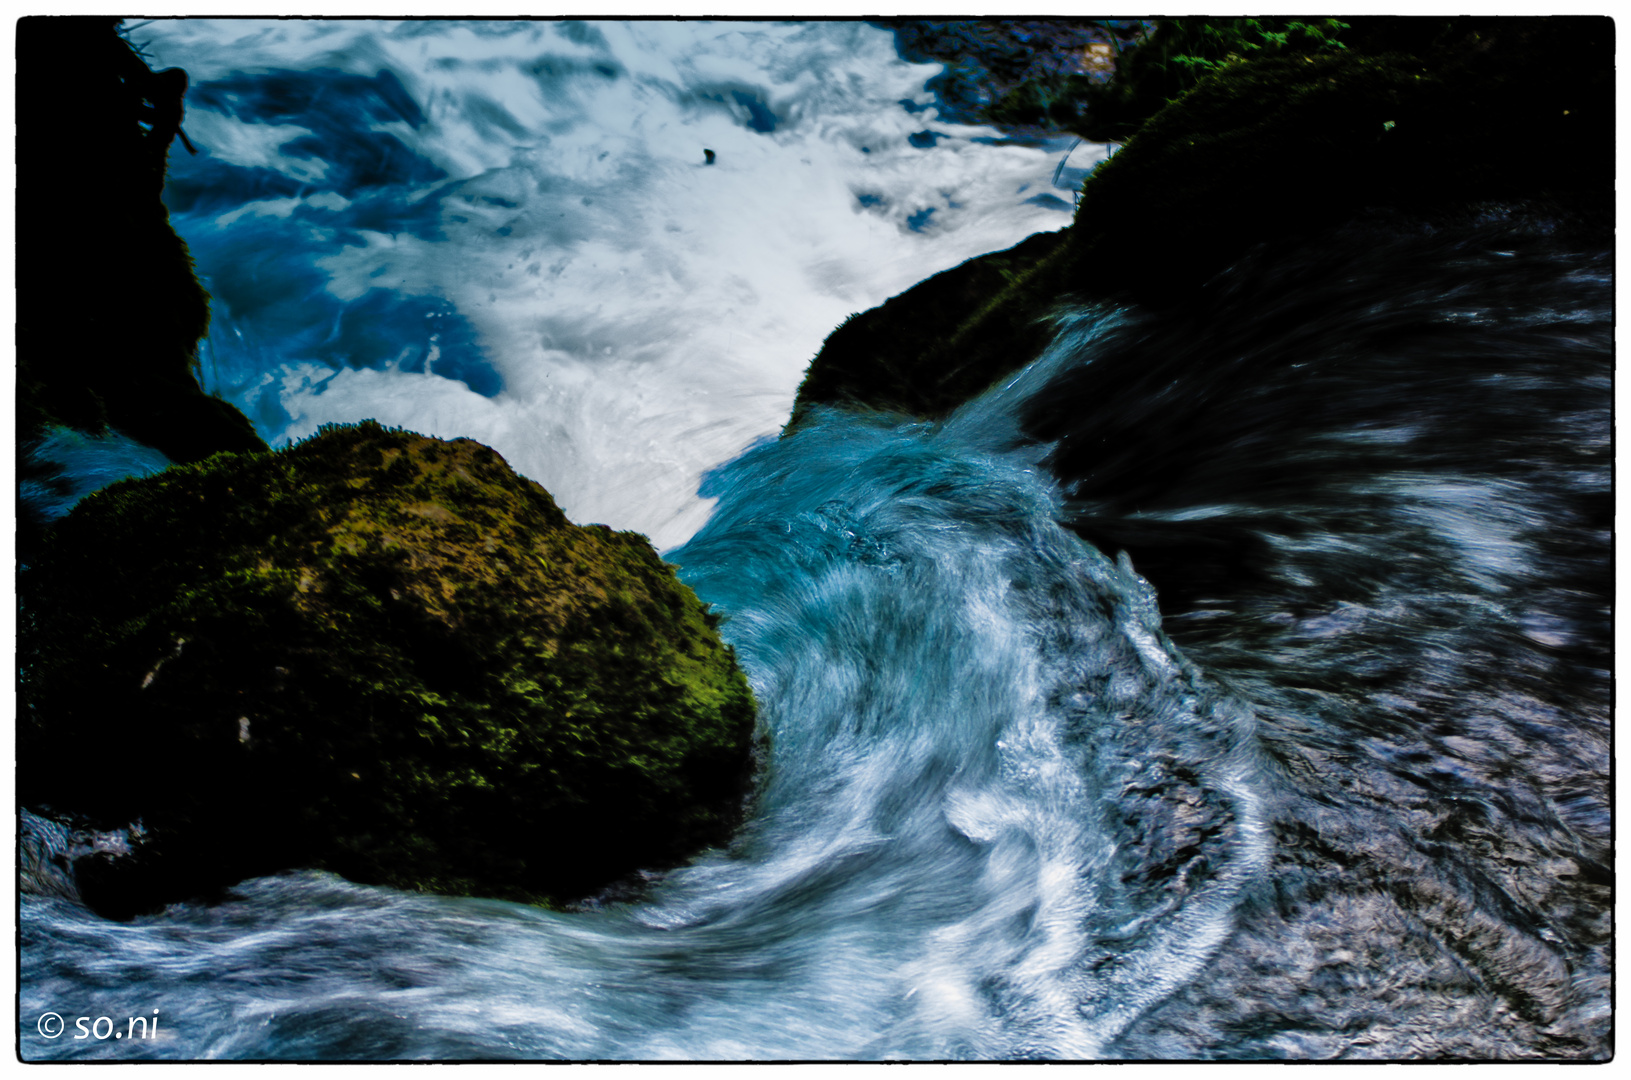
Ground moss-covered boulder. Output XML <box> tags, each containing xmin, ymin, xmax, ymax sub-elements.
<box><xmin>19</xmin><ymin>422</ymin><xmax>757</xmax><ymax>917</ymax></box>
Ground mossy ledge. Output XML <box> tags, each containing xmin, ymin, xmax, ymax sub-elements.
<box><xmin>790</xmin><ymin>16</ymin><xmax>1611</xmax><ymax>428</ymax></box>
<box><xmin>19</xmin><ymin>422</ymin><xmax>758</xmax><ymax>918</ymax></box>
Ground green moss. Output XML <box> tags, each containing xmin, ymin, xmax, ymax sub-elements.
<box><xmin>986</xmin><ymin>18</ymin><xmax>1353</xmax><ymax>142</ymax></box>
<box><xmin>1067</xmin><ymin>21</ymin><xmax>1609</xmax><ymax>302</ymax></box>
<box><xmin>20</xmin><ymin>422</ymin><xmax>758</xmax><ymax>912</ymax></box>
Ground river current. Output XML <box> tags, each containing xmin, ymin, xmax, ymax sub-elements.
<box><xmin>17</xmin><ymin>20</ymin><xmax>1612</xmax><ymax>1063</ymax></box>
<box><xmin>22</xmin><ymin>325</ymin><xmax>1271</xmax><ymax>1059</ymax></box>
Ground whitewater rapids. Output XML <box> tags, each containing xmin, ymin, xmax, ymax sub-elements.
<box><xmin>21</xmin><ymin>320</ymin><xmax>1270</xmax><ymax>1060</ymax></box>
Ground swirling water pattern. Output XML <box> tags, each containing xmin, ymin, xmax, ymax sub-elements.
<box><xmin>21</xmin><ymin>318</ymin><xmax>1271</xmax><ymax>1060</ymax></box>
<box><xmin>20</xmin><ymin>21</ymin><xmax>1610</xmax><ymax>1062</ymax></box>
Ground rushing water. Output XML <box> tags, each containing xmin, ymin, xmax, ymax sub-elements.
<box><xmin>21</xmin><ymin>322</ymin><xmax>1270</xmax><ymax>1059</ymax></box>
<box><xmin>17</xmin><ymin>20</ymin><xmax>1612</xmax><ymax>1064</ymax></box>
<box><xmin>22</xmin><ymin>220</ymin><xmax>1611</xmax><ymax>1058</ymax></box>
<box><xmin>110</xmin><ymin>18</ymin><xmax>1085</xmax><ymax>549</ymax></box>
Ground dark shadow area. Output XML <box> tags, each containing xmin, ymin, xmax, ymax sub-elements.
<box><xmin>15</xmin><ymin>17</ymin><xmax>267</xmax><ymax>470</ymax></box>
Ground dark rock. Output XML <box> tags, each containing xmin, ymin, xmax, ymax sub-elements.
<box><xmin>787</xmin><ymin>228</ymin><xmax>1068</xmax><ymax>429</ymax></box>
<box><xmin>19</xmin><ymin>421</ymin><xmax>759</xmax><ymax>916</ymax></box>
<box><xmin>791</xmin><ymin>16</ymin><xmax>1612</xmax><ymax>427</ymax></box>
<box><xmin>1064</xmin><ymin>22</ymin><xmax>1612</xmax><ymax>304</ymax></box>
<box><xmin>19</xmin><ymin>808</ymin><xmax>159</xmax><ymax>915</ymax></box>
<box><xmin>15</xmin><ymin>17</ymin><xmax>266</xmax><ymax>467</ymax></box>
<box><xmin>1033</xmin><ymin>225</ymin><xmax>1611</xmax><ymax>1057</ymax></box>
<box><xmin>880</xmin><ymin>18</ymin><xmax>1141</xmax><ymax>134</ymax></box>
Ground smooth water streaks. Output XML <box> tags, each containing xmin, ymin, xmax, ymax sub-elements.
<box><xmin>22</xmin><ymin>338</ymin><xmax>1266</xmax><ymax>1059</ymax></box>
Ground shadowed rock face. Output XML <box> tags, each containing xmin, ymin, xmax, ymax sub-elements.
<box><xmin>20</xmin><ymin>422</ymin><xmax>758</xmax><ymax>917</ymax></box>
<box><xmin>15</xmin><ymin>17</ymin><xmax>266</xmax><ymax>465</ymax></box>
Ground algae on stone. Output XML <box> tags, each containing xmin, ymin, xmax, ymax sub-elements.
<box><xmin>20</xmin><ymin>422</ymin><xmax>758</xmax><ymax>914</ymax></box>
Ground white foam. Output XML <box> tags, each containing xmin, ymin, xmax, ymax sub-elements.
<box><xmin>138</xmin><ymin>19</ymin><xmax>1085</xmax><ymax>548</ymax></box>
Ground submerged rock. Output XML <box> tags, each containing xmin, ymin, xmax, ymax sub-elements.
<box><xmin>19</xmin><ymin>421</ymin><xmax>758</xmax><ymax>916</ymax></box>
<box><xmin>19</xmin><ymin>809</ymin><xmax>93</xmax><ymax>906</ymax></box>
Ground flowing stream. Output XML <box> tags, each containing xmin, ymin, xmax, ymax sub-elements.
<box><xmin>17</xmin><ymin>19</ymin><xmax>1611</xmax><ymax>1062</ymax></box>
<box><xmin>116</xmin><ymin>18</ymin><xmax>1085</xmax><ymax>549</ymax></box>
<box><xmin>21</xmin><ymin>326</ymin><xmax>1269</xmax><ymax>1059</ymax></box>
